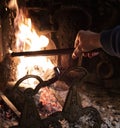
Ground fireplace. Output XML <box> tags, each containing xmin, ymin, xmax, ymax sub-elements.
<box><xmin>0</xmin><ymin>0</ymin><xmax>120</xmax><ymax>128</ymax></box>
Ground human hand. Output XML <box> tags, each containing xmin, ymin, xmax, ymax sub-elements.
<box><xmin>72</xmin><ymin>30</ymin><xmax>102</xmax><ymax>59</ymax></box>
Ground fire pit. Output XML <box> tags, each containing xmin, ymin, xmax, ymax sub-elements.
<box><xmin>0</xmin><ymin>0</ymin><xmax>120</xmax><ymax>128</ymax></box>
<box><xmin>1</xmin><ymin>66</ymin><xmax>103</xmax><ymax>128</ymax></box>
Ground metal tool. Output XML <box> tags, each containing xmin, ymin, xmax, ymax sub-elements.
<box><xmin>10</xmin><ymin>67</ymin><xmax>60</xmax><ymax>128</ymax></box>
<box><xmin>59</xmin><ymin>66</ymin><xmax>102</xmax><ymax>127</ymax></box>
<box><xmin>11</xmin><ymin>48</ymin><xmax>74</xmax><ymax>57</ymax></box>
<box><xmin>11</xmin><ymin>48</ymin><xmax>102</xmax><ymax>57</ymax></box>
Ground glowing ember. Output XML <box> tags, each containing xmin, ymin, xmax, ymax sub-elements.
<box><xmin>38</xmin><ymin>87</ymin><xmax>63</xmax><ymax>118</ymax></box>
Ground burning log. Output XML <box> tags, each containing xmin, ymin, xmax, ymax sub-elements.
<box><xmin>11</xmin><ymin>48</ymin><xmax>74</xmax><ymax>57</ymax></box>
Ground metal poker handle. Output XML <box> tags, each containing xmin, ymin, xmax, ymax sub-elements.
<box><xmin>11</xmin><ymin>48</ymin><xmax>102</xmax><ymax>57</ymax></box>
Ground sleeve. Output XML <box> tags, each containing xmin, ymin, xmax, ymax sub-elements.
<box><xmin>100</xmin><ymin>26</ymin><xmax>120</xmax><ymax>57</ymax></box>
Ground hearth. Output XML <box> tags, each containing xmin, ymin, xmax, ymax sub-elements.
<box><xmin>0</xmin><ymin>0</ymin><xmax>120</xmax><ymax>128</ymax></box>
<box><xmin>1</xmin><ymin>66</ymin><xmax>104</xmax><ymax>128</ymax></box>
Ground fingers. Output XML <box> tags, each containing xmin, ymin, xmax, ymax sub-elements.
<box><xmin>72</xmin><ymin>33</ymin><xmax>82</xmax><ymax>59</ymax></box>
<box><xmin>82</xmin><ymin>52</ymin><xmax>99</xmax><ymax>58</ymax></box>
<box><xmin>74</xmin><ymin>35</ymin><xmax>80</xmax><ymax>48</ymax></box>
<box><xmin>72</xmin><ymin>47</ymin><xmax>82</xmax><ymax>59</ymax></box>
<box><xmin>72</xmin><ymin>50</ymin><xmax>100</xmax><ymax>59</ymax></box>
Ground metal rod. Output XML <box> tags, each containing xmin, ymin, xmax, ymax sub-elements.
<box><xmin>11</xmin><ymin>48</ymin><xmax>102</xmax><ymax>57</ymax></box>
<box><xmin>11</xmin><ymin>48</ymin><xmax>75</xmax><ymax>57</ymax></box>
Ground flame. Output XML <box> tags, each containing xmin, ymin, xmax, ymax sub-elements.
<box><xmin>8</xmin><ymin>0</ymin><xmax>56</xmax><ymax>85</ymax></box>
<box><xmin>7</xmin><ymin>0</ymin><xmax>62</xmax><ymax>117</ymax></box>
<box><xmin>8</xmin><ymin>0</ymin><xmax>18</xmax><ymax>10</ymax></box>
<box><xmin>15</xmin><ymin>18</ymin><xmax>49</xmax><ymax>52</ymax></box>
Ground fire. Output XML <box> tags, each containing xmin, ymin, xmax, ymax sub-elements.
<box><xmin>15</xmin><ymin>17</ymin><xmax>49</xmax><ymax>52</ymax></box>
<box><xmin>16</xmin><ymin>15</ymin><xmax>55</xmax><ymax>84</ymax></box>
<box><xmin>8</xmin><ymin>0</ymin><xmax>62</xmax><ymax>116</ymax></box>
<box><xmin>8</xmin><ymin>0</ymin><xmax>56</xmax><ymax>84</ymax></box>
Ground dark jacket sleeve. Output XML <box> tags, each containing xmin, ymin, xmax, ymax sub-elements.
<box><xmin>100</xmin><ymin>26</ymin><xmax>120</xmax><ymax>57</ymax></box>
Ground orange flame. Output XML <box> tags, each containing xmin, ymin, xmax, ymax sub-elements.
<box><xmin>7</xmin><ymin>0</ymin><xmax>62</xmax><ymax>116</ymax></box>
<box><xmin>8</xmin><ymin>0</ymin><xmax>56</xmax><ymax>85</ymax></box>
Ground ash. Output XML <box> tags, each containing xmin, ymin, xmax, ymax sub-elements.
<box><xmin>0</xmin><ymin>97</ymin><xmax>18</xmax><ymax>128</ymax></box>
<box><xmin>78</xmin><ymin>92</ymin><xmax>120</xmax><ymax>128</ymax></box>
<box><xmin>0</xmin><ymin>85</ymin><xmax>120</xmax><ymax>128</ymax></box>
<box><xmin>59</xmin><ymin>118</ymin><xmax>108</xmax><ymax>128</ymax></box>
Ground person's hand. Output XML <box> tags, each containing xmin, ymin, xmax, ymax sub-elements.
<box><xmin>72</xmin><ymin>30</ymin><xmax>102</xmax><ymax>59</ymax></box>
